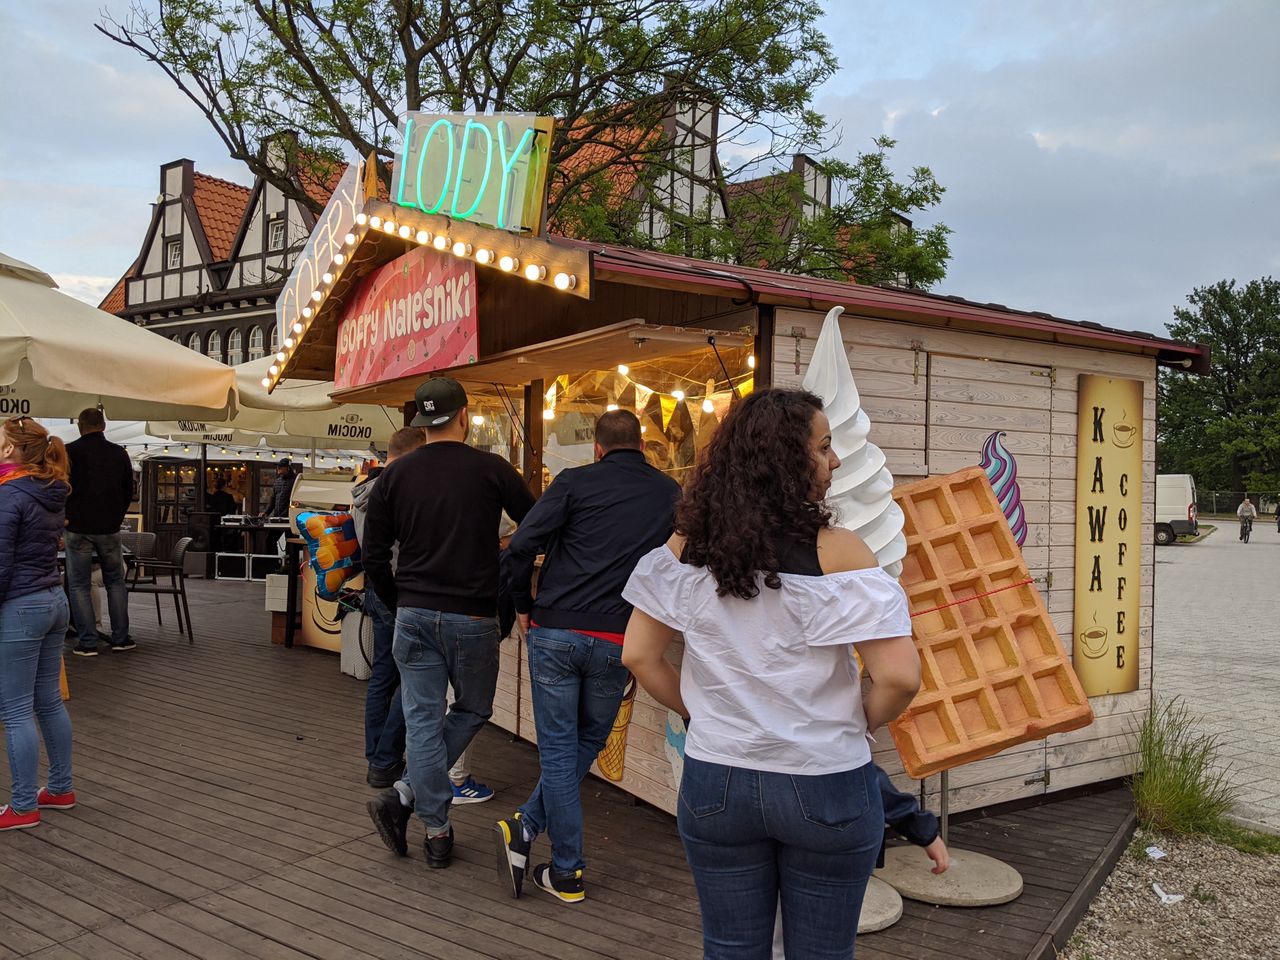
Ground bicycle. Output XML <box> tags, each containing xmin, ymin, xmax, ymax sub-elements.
<box><xmin>1239</xmin><ymin>516</ymin><xmax>1253</xmax><ymax>542</ymax></box>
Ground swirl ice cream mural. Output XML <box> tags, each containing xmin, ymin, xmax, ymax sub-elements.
<box><xmin>980</xmin><ymin>431</ymin><xmax>1028</xmax><ymax>546</ymax></box>
<box><xmin>802</xmin><ymin>306</ymin><xmax>907</xmax><ymax>576</ymax></box>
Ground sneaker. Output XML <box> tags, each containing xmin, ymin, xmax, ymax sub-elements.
<box><xmin>71</xmin><ymin>643</ymin><xmax>98</xmax><ymax>657</ymax></box>
<box><xmin>366</xmin><ymin>789</ymin><xmax>411</xmax><ymax>857</ymax></box>
<box><xmin>531</xmin><ymin>863</ymin><xmax>585</xmax><ymax>904</ymax></box>
<box><xmin>424</xmin><ymin>827</ymin><xmax>454</xmax><ymax>869</ymax></box>
<box><xmin>0</xmin><ymin>805</ymin><xmax>40</xmax><ymax>831</ymax></box>
<box><xmin>494</xmin><ymin>814</ymin><xmax>531</xmax><ymax>898</ymax></box>
<box><xmin>109</xmin><ymin>637</ymin><xmax>137</xmax><ymax>652</ymax></box>
<box><xmin>37</xmin><ymin>788</ymin><xmax>76</xmax><ymax>810</ymax></box>
<box><xmin>366</xmin><ymin>761</ymin><xmax>404</xmax><ymax>789</ymax></box>
<box><xmin>451</xmin><ymin>776</ymin><xmax>494</xmax><ymax>804</ymax></box>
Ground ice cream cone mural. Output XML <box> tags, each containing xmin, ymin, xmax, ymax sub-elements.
<box><xmin>980</xmin><ymin>431</ymin><xmax>1028</xmax><ymax>546</ymax></box>
<box><xmin>664</xmin><ymin>712</ymin><xmax>687</xmax><ymax>789</ymax></box>
<box><xmin>802</xmin><ymin>306</ymin><xmax>907</xmax><ymax>576</ymax></box>
<box><xmin>596</xmin><ymin>676</ymin><xmax>637</xmax><ymax>781</ymax></box>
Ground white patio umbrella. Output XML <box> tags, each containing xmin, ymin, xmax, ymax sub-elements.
<box><xmin>0</xmin><ymin>252</ymin><xmax>237</xmax><ymax>419</ymax></box>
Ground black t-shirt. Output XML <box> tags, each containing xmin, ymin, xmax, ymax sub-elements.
<box><xmin>363</xmin><ymin>441</ymin><xmax>535</xmax><ymax>616</ymax></box>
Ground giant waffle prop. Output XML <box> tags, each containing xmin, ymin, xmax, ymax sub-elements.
<box><xmin>888</xmin><ymin>467</ymin><xmax>1093</xmax><ymax>779</ymax></box>
<box><xmin>596</xmin><ymin>676</ymin><xmax>637</xmax><ymax>781</ymax></box>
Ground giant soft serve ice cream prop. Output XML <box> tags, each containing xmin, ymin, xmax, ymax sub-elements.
<box><xmin>802</xmin><ymin>306</ymin><xmax>907</xmax><ymax>576</ymax></box>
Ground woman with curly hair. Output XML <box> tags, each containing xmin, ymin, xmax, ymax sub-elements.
<box><xmin>0</xmin><ymin>417</ymin><xmax>75</xmax><ymax>831</ymax></box>
<box><xmin>622</xmin><ymin>388</ymin><xmax>921</xmax><ymax>959</ymax></box>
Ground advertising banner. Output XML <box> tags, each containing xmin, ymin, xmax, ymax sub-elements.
<box><xmin>334</xmin><ymin>245</ymin><xmax>478</xmax><ymax>391</ymax></box>
<box><xmin>1072</xmin><ymin>374</ymin><xmax>1144</xmax><ymax>695</ymax></box>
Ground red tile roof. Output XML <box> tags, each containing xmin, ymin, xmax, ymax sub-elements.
<box><xmin>193</xmin><ymin>172</ymin><xmax>253</xmax><ymax>261</ymax></box>
<box><xmin>98</xmin><ymin>275</ymin><xmax>128</xmax><ymax>312</ymax></box>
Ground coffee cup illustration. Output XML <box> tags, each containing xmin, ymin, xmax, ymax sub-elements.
<box><xmin>1112</xmin><ymin>416</ymin><xmax>1136</xmax><ymax>448</ymax></box>
<box><xmin>1079</xmin><ymin>624</ymin><xmax>1109</xmax><ymax>659</ymax></box>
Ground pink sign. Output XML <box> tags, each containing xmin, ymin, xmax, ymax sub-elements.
<box><xmin>334</xmin><ymin>244</ymin><xmax>478</xmax><ymax>390</ymax></box>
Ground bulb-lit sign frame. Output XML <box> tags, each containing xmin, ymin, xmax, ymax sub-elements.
<box><xmin>392</xmin><ymin>112</ymin><xmax>555</xmax><ymax>236</ymax></box>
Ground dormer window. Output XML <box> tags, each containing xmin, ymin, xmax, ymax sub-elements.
<box><xmin>268</xmin><ymin>220</ymin><xmax>286</xmax><ymax>250</ymax></box>
<box><xmin>166</xmin><ymin>240</ymin><xmax>182</xmax><ymax>269</ymax></box>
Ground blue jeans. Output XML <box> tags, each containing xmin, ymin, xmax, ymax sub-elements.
<box><xmin>362</xmin><ymin>588</ymin><xmax>405</xmax><ymax>771</ymax></box>
<box><xmin>679</xmin><ymin>756</ymin><xmax>882</xmax><ymax>960</ymax></box>
<box><xmin>517</xmin><ymin>627</ymin><xmax>630</xmax><ymax>875</ymax></box>
<box><xmin>0</xmin><ymin>587</ymin><xmax>73</xmax><ymax>812</ymax></box>
<box><xmin>64</xmin><ymin>531</ymin><xmax>129</xmax><ymax>647</ymax></box>
<box><xmin>393</xmin><ymin>607</ymin><xmax>500</xmax><ymax>834</ymax></box>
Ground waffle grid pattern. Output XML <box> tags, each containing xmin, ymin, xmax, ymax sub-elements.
<box><xmin>888</xmin><ymin>467</ymin><xmax>1094</xmax><ymax>779</ymax></box>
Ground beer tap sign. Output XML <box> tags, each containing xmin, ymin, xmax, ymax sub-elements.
<box><xmin>1072</xmin><ymin>375</ymin><xmax>1144</xmax><ymax>696</ymax></box>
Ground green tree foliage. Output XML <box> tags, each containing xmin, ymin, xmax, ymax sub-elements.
<box><xmin>1158</xmin><ymin>278</ymin><xmax>1280</xmax><ymax>491</ymax></box>
<box><xmin>99</xmin><ymin>0</ymin><xmax>951</xmax><ymax>287</ymax></box>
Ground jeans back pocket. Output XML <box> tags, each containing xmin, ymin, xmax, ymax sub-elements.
<box><xmin>679</xmin><ymin>757</ymin><xmax>731</xmax><ymax>818</ymax></box>
<box><xmin>790</xmin><ymin>767</ymin><xmax>871</xmax><ymax>831</ymax></box>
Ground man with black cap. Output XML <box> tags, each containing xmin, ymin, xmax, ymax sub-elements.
<box><xmin>362</xmin><ymin>377</ymin><xmax>535</xmax><ymax>868</ymax></box>
<box><xmin>261</xmin><ymin>458</ymin><xmax>294</xmax><ymax>519</ymax></box>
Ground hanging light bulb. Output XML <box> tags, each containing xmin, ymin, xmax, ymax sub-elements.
<box><xmin>747</xmin><ymin>354</ymin><xmax>756</xmax><ymax>369</ymax></box>
<box><xmin>183</xmin><ymin>445</ymin><xmax>191</xmax><ymax>453</ymax></box>
<box><xmin>617</xmin><ymin>364</ymin><xmax>629</xmax><ymax>376</ymax></box>
<box><xmin>498</xmin><ymin>254</ymin><xmax>519</xmax><ymax>272</ymax></box>
<box><xmin>606</xmin><ymin>403</ymin><xmax>619</xmax><ymax>412</ymax></box>
<box><xmin>471</xmin><ymin>414</ymin><xmax>485</xmax><ymax>426</ymax></box>
<box><xmin>672</xmin><ymin>390</ymin><xmax>685</xmax><ymax>402</ymax></box>
<box><xmin>542</xmin><ymin>408</ymin><xmax>555</xmax><ymax>421</ymax></box>
<box><xmin>163</xmin><ymin>446</ymin><xmax>170</xmax><ymax>454</ymax></box>
<box><xmin>702</xmin><ymin>398</ymin><xmax>715</xmax><ymax>413</ymax></box>
<box><xmin>640</xmin><ymin>425</ymin><xmax>647</xmax><ymax>434</ymax></box>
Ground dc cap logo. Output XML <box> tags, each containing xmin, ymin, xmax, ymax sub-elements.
<box><xmin>422</xmin><ymin>400</ymin><xmax>435</xmax><ymax>411</ymax></box>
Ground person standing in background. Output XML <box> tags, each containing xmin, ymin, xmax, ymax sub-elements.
<box><xmin>262</xmin><ymin>458</ymin><xmax>294</xmax><ymax>519</ymax></box>
<box><xmin>64</xmin><ymin>409</ymin><xmax>135</xmax><ymax>656</ymax></box>
<box><xmin>0</xmin><ymin>417</ymin><xmax>76</xmax><ymax>830</ymax></box>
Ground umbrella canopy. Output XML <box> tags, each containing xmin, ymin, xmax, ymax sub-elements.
<box><xmin>149</xmin><ymin>357</ymin><xmax>400</xmax><ymax>448</ymax></box>
<box><xmin>0</xmin><ymin>252</ymin><xmax>237</xmax><ymax>419</ymax></box>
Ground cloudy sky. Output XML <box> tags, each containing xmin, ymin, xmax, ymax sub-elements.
<box><xmin>2</xmin><ymin>1</ymin><xmax>1277</xmax><ymax>335</ymax></box>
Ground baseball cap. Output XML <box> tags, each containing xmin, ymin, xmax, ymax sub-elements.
<box><xmin>277</xmin><ymin>457</ymin><xmax>292</xmax><ymax>468</ymax></box>
<box><xmin>411</xmin><ymin>377</ymin><xmax>467</xmax><ymax>428</ymax></box>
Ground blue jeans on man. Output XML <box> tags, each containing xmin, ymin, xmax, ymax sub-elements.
<box><xmin>393</xmin><ymin>607</ymin><xmax>501</xmax><ymax>835</ymax></box>
<box><xmin>363</xmin><ymin>587</ymin><xmax>405</xmax><ymax>774</ymax></box>
<box><xmin>517</xmin><ymin>627</ymin><xmax>630</xmax><ymax>875</ymax></box>
<box><xmin>64</xmin><ymin>531</ymin><xmax>129</xmax><ymax>649</ymax></box>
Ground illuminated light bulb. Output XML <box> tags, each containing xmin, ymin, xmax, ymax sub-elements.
<box><xmin>672</xmin><ymin>390</ymin><xmax>685</xmax><ymax>402</ymax></box>
<box><xmin>523</xmin><ymin>263</ymin><xmax>546</xmax><ymax>281</ymax></box>
<box><xmin>606</xmin><ymin>403</ymin><xmax>619</xmax><ymax>412</ymax></box>
<box><xmin>553</xmin><ymin>272</ymin><xmax>576</xmax><ymax>290</ymax></box>
<box><xmin>164</xmin><ymin>446</ymin><xmax>170</xmax><ymax>454</ymax></box>
<box><xmin>747</xmin><ymin>354</ymin><xmax>757</xmax><ymax>369</ymax></box>
<box><xmin>433</xmin><ymin>235</ymin><xmax>449</xmax><ymax>251</ymax></box>
<box><xmin>498</xmin><ymin>254</ymin><xmax>519</xmax><ymax>272</ymax></box>
<box><xmin>260</xmin><ymin>378</ymin><xmax>271</xmax><ymax>388</ymax></box>
<box><xmin>475</xmin><ymin>248</ymin><xmax>494</xmax><ymax>265</ymax></box>
<box><xmin>452</xmin><ymin>240</ymin><xmax>472</xmax><ymax>258</ymax></box>
<box><xmin>310</xmin><ymin>290</ymin><xmax>322</xmax><ymax>303</ymax></box>
<box><xmin>542</xmin><ymin>408</ymin><xmax>555</xmax><ymax>420</ymax></box>
<box><xmin>301</xmin><ymin>306</ymin><xmax>312</xmax><ymax>319</ymax></box>
<box><xmin>640</xmin><ymin>425</ymin><xmax>647</xmax><ymax>434</ymax></box>
<box><xmin>617</xmin><ymin>364</ymin><xmax>629</xmax><ymax>376</ymax></box>
<box><xmin>416</xmin><ymin>230</ymin><xmax>430</xmax><ymax>244</ymax></box>
<box><xmin>471</xmin><ymin>415</ymin><xmax>485</xmax><ymax>426</ymax></box>
<box><xmin>398</xmin><ymin>224</ymin><xmax>412</xmax><ymax>238</ymax></box>
<box><xmin>276</xmin><ymin>351</ymin><xmax>286</xmax><ymax>362</ymax></box>
<box><xmin>183</xmin><ymin>446</ymin><xmax>191</xmax><ymax>454</ymax></box>
<box><xmin>382</xmin><ymin>220</ymin><xmax>397</xmax><ymax>234</ymax></box>
<box><xmin>368</xmin><ymin>215</ymin><xmax>381</xmax><ymax>228</ymax></box>
<box><xmin>355</xmin><ymin>213</ymin><xmax>368</xmax><ymax>225</ymax></box>
<box><xmin>292</xmin><ymin>321</ymin><xmax>304</xmax><ymax>334</ymax></box>
<box><xmin>269</xmin><ymin>364</ymin><xmax>279</xmax><ymax>375</ymax></box>
<box><xmin>321</xmin><ymin>272</ymin><xmax>333</xmax><ymax>284</ymax></box>
<box><xmin>334</xmin><ymin>253</ymin><xmax>346</xmax><ymax>266</ymax></box>
<box><xmin>284</xmin><ymin>337</ymin><xmax>294</xmax><ymax>349</ymax></box>
<box><xmin>344</xmin><ymin>232</ymin><xmax>357</xmax><ymax>245</ymax></box>
<box><xmin>702</xmin><ymin>398</ymin><xmax>715</xmax><ymax>413</ymax></box>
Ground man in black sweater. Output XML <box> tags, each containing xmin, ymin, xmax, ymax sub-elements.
<box><xmin>494</xmin><ymin>410</ymin><xmax>680</xmax><ymax>904</ymax></box>
<box><xmin>363</xmin><ymin>378</ymin><xmax>534</xmax><ymax>869</ymax></box>
<box><xmin>65</xmin><ymin>408</ymin><xmax>136</xmax><ymax>655</ymax></box>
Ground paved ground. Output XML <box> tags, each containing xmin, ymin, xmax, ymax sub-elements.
<box><xmin>1155</xmin><ymin>518</ymin><xmax>1280</xmax><ymax>832</ymax></box>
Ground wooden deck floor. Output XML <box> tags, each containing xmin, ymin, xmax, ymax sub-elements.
<box><xmin>0</xmin><ymin>578</ymin><xmax>1133</xmax><ymax>960</ymax></box>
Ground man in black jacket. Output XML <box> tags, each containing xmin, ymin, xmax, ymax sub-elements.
<box><xmin>494</xmin><ymin>409</ymin><xmax>679</xmax><ymax>904</ymax></box>
<box><xmin>65</xmin><ymin>409</ymin><xmax>136</xmax><ymax>655</ymax></box>
<box><xmin>363</xmin><ymin>378</ymin><xmax>534</xmax><ymax>869</ymax></box>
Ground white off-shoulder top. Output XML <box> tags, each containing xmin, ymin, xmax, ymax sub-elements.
<box><xmin>623</xmin><ymin>546</ymin><xmax>912</xmax><ymax>775</ymax></box>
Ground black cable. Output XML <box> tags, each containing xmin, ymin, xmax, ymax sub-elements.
<box><xmin>706</xmin><ymin>336</ymin><xmax>735</xmax><ymax>393</ymax></box>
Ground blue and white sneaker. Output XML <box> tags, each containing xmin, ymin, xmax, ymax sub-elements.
<box><xmin>451</xmin><ymin>776</ymin><xmax>494</xmax><ymax>804</ymax></box>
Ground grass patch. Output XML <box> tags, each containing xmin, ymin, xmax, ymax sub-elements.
<box><xmin>1130</xmin><ymin>697</ymin><xmax>1280</xmax><ymax>855</ymax></box>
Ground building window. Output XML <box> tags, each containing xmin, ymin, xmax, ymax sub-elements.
<box><xmin>268</xmin><ymin>220</ymin><xmax>286</xmax><ymax>250</ymax></box>
<box><xmin>227</xmin><ymin>328</ymin><xmax>243</xmax><ymax>364</ymax></box>
<box><xmin>206</xmin><ymin>330</ymin><xmax>223</xmax><ymax>362</ymax></box>
<box><xmin>187</xmin><ymin>331</ymin><xmax>202</xmax><ymax>352</ymax></box>
<box><xmin>248</xmin><ymin>325</ymin><xmax>265</xmax><ymax>360</ymax></box>
<box><xmin>269</xmin><ymin>324</ymin><xmax>279</xmax><ymax>354</ymax></box>
<box><xmin>167</xmin><ymin>240</ymin><xmax>182</xmax><ymax>269</ymax></box>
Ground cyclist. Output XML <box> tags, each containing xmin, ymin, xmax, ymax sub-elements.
<box><xmin>1237</xmin><ymin>496</ymin><xmax>1257</xmax><ymax>541</ymax></box>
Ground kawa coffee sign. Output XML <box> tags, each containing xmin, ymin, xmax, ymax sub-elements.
<box><xmin>334</xmin><ymin>244</ymin><xmax>478</xmax><ymax>391</ymax></box>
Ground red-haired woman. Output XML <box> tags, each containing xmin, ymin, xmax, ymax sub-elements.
<box><xmin>0</xmin><ymin>417</ymin><xmax>75</xmax><ymax>830</ymax></box>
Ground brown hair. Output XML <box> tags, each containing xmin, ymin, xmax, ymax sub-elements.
<box><xmin>3</xmin><ymin>417</ymin><xmax>71</xmax><ymax>486</ymax></box>
<box><xmin>388</xmin><ymin>427</ymin><xmax>426</xmax><ymax>458</ymax></box>
<box><xmin>595</xmin><ymin>409</ymin><xmax>642</xmax><ymax>451</ymax></box>
<box><xmin>77</xmin><ymin>407</ymin><xmax>106</xmax><ymax>432</ymax></box>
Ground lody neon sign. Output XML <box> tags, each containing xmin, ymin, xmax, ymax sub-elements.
<box><xmin>392</xmin><ymin>112</ymin><xmax>554</xmax><ymax>235</ymax></box>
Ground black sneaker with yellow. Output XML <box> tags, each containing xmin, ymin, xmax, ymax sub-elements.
<box><xmin>531</xmin><ymin>863</ymin><xmax>585</xmax><ymax>904</ymax></box>
<box><xmin>494</xmin><ymin>814</ymin><xmax>530</xmax><ymax>898</ymax></box>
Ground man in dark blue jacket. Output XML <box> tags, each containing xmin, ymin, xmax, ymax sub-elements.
<box><xmin>494</xmin><ymin>409</ymin><xmax>680</xmax><ymax>904</ymax></box>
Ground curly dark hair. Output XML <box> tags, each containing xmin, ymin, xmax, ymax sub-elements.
<box><xmin>677</xmin><ymin>388</ymin><xmax>831</xmax><ymax>600</ymax></box>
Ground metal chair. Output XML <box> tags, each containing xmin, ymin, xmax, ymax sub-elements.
<box><xmin>120</xmin><ymin>531</ymin><xmax>162</xmax><ymax>620</ymax></box>
<box><xmin>126</xmin><ymin>536</ymin><xmax>195</xmax><ymax>643</ymax></box>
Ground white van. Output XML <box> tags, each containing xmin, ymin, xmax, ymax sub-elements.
<box><xmin>1155</xmin><ymin>474</ymin><xmax>1197</xmax><ymax>545</ymax></box>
